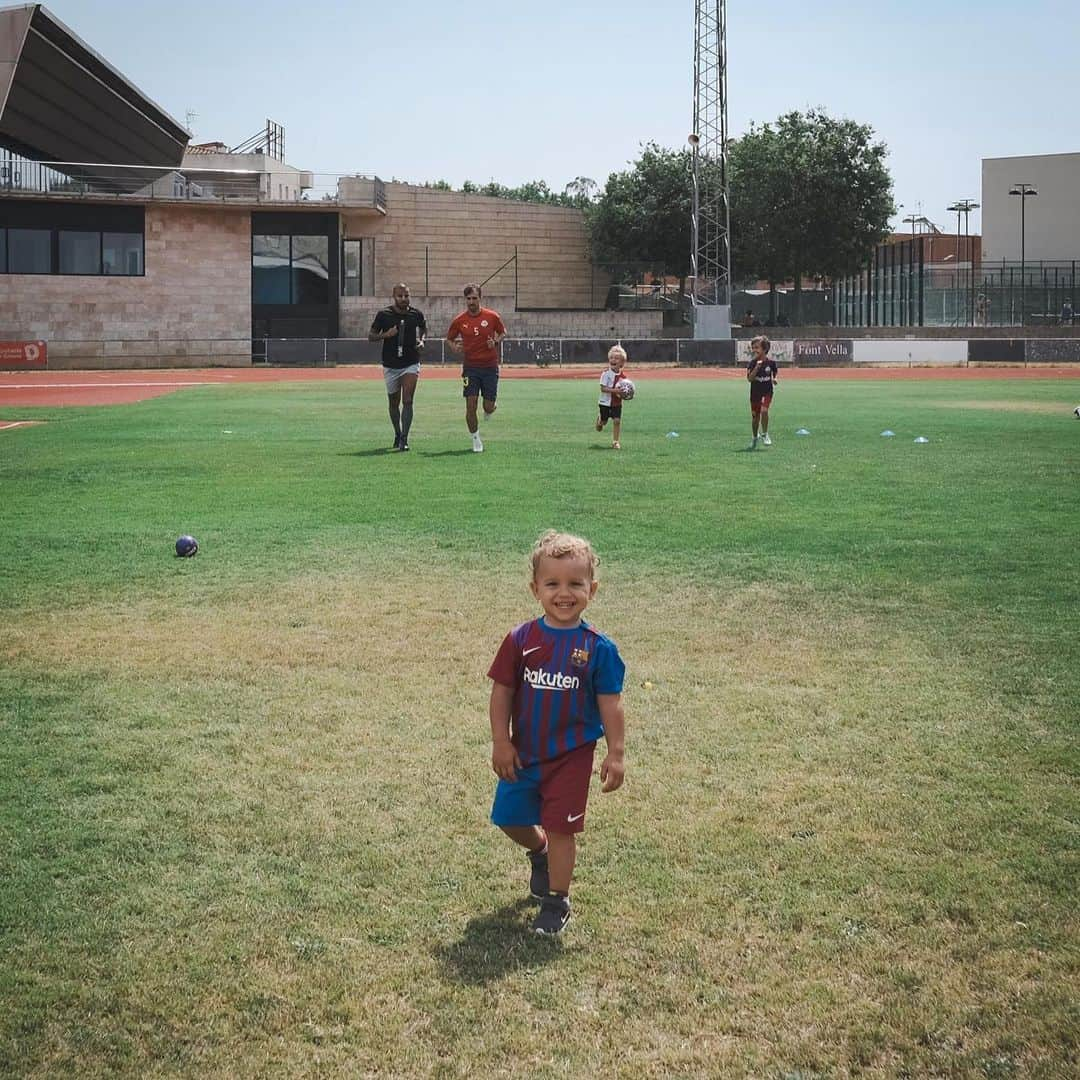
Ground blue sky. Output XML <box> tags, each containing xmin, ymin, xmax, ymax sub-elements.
<box><xmin>43</xmin><ymin>0</ymin><xmax>1079</xmax><ymax>235</ymax></box>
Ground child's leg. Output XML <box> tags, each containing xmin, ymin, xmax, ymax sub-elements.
<box><xmin>596</xmin><ymin>414</ymin><xmax>605</xmax><ymax>431</ymax></box>
<box><xmin>499</xmin><ymin>824</ymin><xmax>547</xmax><ymax>852</ymax></box>
<box><xmin>751</xmin><ymin>402</ymin><xmax>760</xmax><ymax>437</ymax></box>
<box><xmin>759</xmin><ymin>404</ymin><xmax>769</xmax><ymax>434</ymax></box>
<box><xmin>547</xmin><ymin>831</ymin><xmax>576</xmax><ymax>894</ymax></box>
<box><xmin>612</xmin><ymin>417</ymin><xmax>621</xmax><ymax>447</ymax></box>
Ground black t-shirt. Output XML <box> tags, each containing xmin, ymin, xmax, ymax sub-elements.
<box><xmin>371</xmin><ymin>306</ymin><xmax>427</xmax><ymax>368</ymax></box>
<box><xmin>747</xmin><ymin>357</ymin><xmax>778</xmax><ymax>398</ymax></box>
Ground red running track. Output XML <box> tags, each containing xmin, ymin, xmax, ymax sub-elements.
<box><xmin>0</xmin><ymin>363</ymin><xmax>1078</xmax><ymax>408</ymax></box>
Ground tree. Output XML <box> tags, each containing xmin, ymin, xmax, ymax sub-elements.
<box><xmin>729</xmin><ymin>109</ymin><xmax>894</xmax><ymax>321</ymax></box>
<box><xmin>589</xmin><ymin>143</ymin><xmax>694</xmax><ymax>281</ymax></box>
<box><xmin>563</xmin><ymin>176</ymin><xmax>597</xmax><ymax>208</ymax></box>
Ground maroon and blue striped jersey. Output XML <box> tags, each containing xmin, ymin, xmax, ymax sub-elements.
<box><xmin>488</xmin><ymin>617</ymin><xmax>625</xmax><ymax>767</ymax></box>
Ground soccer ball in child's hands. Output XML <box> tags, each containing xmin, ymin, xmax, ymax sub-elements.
<box><xmin>615</xmin><ymin>378</ymin><xmax>635</xmax><ymax>401</ymax></box>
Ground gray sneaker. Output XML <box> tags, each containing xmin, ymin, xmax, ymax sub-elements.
<box><xmin>531</xmin><ymin>893</ymin><xmax>571</xmax><ymax>935</ymax></box>
<box><xmin>527</xmin><ymin>848</ymin><xmax>549</xmax><ymax>900</ymax></box>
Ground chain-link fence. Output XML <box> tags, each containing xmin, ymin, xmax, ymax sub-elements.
<box><xmin>836</xmin><ymin>253</ymin><xmax>1080</xmax><ymax>328</ymax></box>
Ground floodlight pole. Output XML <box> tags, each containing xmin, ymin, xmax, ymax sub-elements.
<box><xmin>947</xmin><ymin>198</ymin><xmax>980</xmax><ymax>324</ymax></box>
<box><xmin>1008</xmin><ymin>184</ymin><xmax>1037</xmax><ymax>325</ymax></box>
<box><xmin>689</xmin><ymin>133</ymin><xmax>700</xmax><ymax>305</ymax></box>
<box><xmin>691</xmin><ymin>0</ymin><xmax>731</xmax><ymax>338</ymax></box>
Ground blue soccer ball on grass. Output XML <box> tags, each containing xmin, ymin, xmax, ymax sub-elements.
<box><xmin>175</xmin><ymin>534</ymin><xmax>199</xmax><ymax>558</ymax></box>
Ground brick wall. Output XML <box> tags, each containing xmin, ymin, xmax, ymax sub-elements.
<box><xmin>0</xmin><ymin>204</ymin><xmax>251</xmax><ymax>368</ymax></box>
<box><xmin>341</xmin><ymin>184</ymin><xmax>607</xmax><ymax>310</ymax></box>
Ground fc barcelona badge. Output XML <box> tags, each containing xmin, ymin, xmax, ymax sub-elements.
<box><xmin>570</xmin><ymin>648</ymin><xmax>590</xmax><ymax>668</ymax></box>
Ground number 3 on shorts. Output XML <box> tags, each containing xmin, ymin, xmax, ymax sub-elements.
<box><xmin>462</xmin><ymin>375</ymin><xmax>470</xmax><ymax>391</ymax></box>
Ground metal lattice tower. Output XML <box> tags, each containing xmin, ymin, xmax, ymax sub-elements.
<box><xmin>690</xmin><ymin>0</ymin><xmax>731</xmax><ymax>314</ymax></box>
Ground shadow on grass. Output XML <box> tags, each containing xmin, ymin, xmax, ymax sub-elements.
<box><xmin>435</xmin><ymin>898</ymin><xmax>564</xmax><ymax>986</ymax></box>
<box><xmin>421</xmin><ymin>449</ymin><xmax>478</xmax><ymax>458</ymax></box>
<box><xmin>341</xmin><ymin>447</ymin><xmax>398</xmax><ymax>458</ymax></box>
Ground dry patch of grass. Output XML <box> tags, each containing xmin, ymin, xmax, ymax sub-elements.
<box><xmin>928</xmin><ymin>399</ymin><xmax>1068</xmax><ymax>415</ymax></box>
<box><xmin>3</xmin><ymin>560</ymin><xmax>1076</xmax><ymax>1077</ymax></box>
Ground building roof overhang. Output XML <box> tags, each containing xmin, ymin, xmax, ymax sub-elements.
<box><xmin>0</xmin><ymin>3</ymin><xmax>188</xmax><ymax>180</ymax></box>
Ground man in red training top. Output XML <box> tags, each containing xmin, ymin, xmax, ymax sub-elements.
<box><xmin>446</xmin><ymin>283</ymin><xmax>507</xmax><ymax>453</ymax></box>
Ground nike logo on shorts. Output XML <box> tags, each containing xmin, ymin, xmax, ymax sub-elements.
<box><xmin>567</xmin><ymin>812</ymin><xmax>585</xmax><ymax>823</ymax></box>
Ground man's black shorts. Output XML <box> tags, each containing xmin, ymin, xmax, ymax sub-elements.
<box><xmin>462</xmin><ymin>367</ymin><xmax>499</xmax><ymax>401</ymax></box>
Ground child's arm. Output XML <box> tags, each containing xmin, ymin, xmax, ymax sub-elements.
<box><xmin>597</xmin><ymin>693</ymin><xmax>625</xmax><ymax>792</ymax></box>
<box><xmin>490</xmin><ymin>682</ymin><xmax>521</xmax><ymax>781</ymax></box>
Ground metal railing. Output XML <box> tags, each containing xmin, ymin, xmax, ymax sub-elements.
<box><xmin>836</xmin><ymin>249</ymin><xmax>1080</xmax><ymax>327</ymax></box>
<box><xmin>0</xmin><ymin>151</ymin><xmax>385</xmax><ymax>210</ymax></box>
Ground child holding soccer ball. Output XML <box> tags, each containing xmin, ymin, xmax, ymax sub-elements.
<box><xmin>596</xmin><ymin>344</ymin><xmax>629</xmax><ymax>449</ymax></box>
<box><xmin>487</xmin><ymin>530</ymin><xmax>627</xmax><ymax>935</ymax></box>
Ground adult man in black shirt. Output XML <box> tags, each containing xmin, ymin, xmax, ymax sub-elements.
<box><xmin>369</xmin><ymin>283</ymin><xmax>427</xmax><ymax>450</ymax></box>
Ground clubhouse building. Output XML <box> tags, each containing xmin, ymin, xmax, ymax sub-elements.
<box><xmin>0</xmin><ymin>3</ymin><xmax>660</xmax><ymax>369</ymax></box>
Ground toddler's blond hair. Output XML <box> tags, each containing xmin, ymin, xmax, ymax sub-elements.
<box><xmin>608</xmin><ymin>344</ymin><xmax>627</xmax><ymax>363</ymax></box>
<box><xmin>530</xmin><ymin>530</ymin><xmax>600</xmax><ymax>580</ymax></box>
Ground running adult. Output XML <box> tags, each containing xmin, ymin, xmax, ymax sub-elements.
<box><xmin>446</xmin><ymin>284</ymin><xmax>506</xmax><ymax>453</ymax></box>
<box><xmin>369</xmin><ymin>284</ymin><xmax>426</xmax><ymax>451</ymax></box>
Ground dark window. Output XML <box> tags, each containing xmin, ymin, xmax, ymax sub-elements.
<box><xmin>291</xmin><ymin>235</ymin><xmax>329</xmax><ymax>304</ymax></box>
<box><xmin>59</xmin><ymin>231</ymin><xmax>101</xmax><ymax>275</ymax></box>
<box><xmin>8</xmin><ymin>228</ymin><xmax>51</xmax><ymax>273</ymax></box>
<box><xmin>103</xmin><ymin>232</ymin><xmax>143</xmax><ymax>276</ymax></box>
<box><xmin>0</xmin><ymin>230</ymin><xmax>5</xmax><ymax>272</ymax></box>
<box><xmin>342</xmin><ymin>239</ymin><xmax>362</xmax><ymax>296</ymax></box>
<box><xmin>0</xmin><ymin>203</ymin><xmax>144</xmax><ymax>276</ymax></box>
<box><xmin>252</xmin><ymin>234</ymin><xmax>290</xmax><ymax>304</ymax></box>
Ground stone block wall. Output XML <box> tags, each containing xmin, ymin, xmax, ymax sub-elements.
<box><xmin>341</xmin><ymin>184</ymin><xmax>605</xmax><ymax>310</ymax></box>
<box><xmin>0</xmin><ymin>204</ymin><xmax>252</xmax><ymax>367</ymax></box>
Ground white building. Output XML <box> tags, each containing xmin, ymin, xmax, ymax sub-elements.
<box><xmin>982</xmin><ymin>153</ymin><xmax>1080</xmax><ymax>263</ymax></box>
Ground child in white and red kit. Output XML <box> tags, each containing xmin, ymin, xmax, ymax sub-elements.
<box><xmin>595</xmin><ymin>344</ymin><xmax>627</xmax><ymax>450</ymax></box>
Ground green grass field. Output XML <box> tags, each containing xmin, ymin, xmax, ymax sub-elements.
<box><xmin>1</xmin><ymin>375</ymin><xmax>1078</xmax><ymax>1077</ymax></box>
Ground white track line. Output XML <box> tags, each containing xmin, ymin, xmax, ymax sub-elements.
<box><xmin>0</xmin><ymin>381</ymin><xmax>214</xmax><ymax>389</ymax></box>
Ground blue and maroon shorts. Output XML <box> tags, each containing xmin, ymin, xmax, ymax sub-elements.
<box><xmin>491</xmin><ymin>741</ymin><xmax>596</xmax><ymax>834</ymax></box>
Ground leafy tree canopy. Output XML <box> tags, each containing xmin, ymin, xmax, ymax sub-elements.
<box><xmin>418</xmin><ymin>177</ymin><xmax>596</xmax><ymax>209</ymax></box>
<box><xmin>587</xmin><ymin>112</ymin><xmax>893</xmax><ymax>287</ymax></box>
<box><xmin>729</xmin><ymin>109</ymin><xmax>894</xmax><ymax>284</ymax></box>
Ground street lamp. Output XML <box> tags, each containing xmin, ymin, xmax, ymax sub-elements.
<box><xmin>947</xmin><ymin>198</ymin><xmax>979</xmax><ymax>324</ymax></box>
<box><xmin>1008</xmin><ymin>184</ymin><xmax>1037</xmax><ymax>325</ymax></box>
